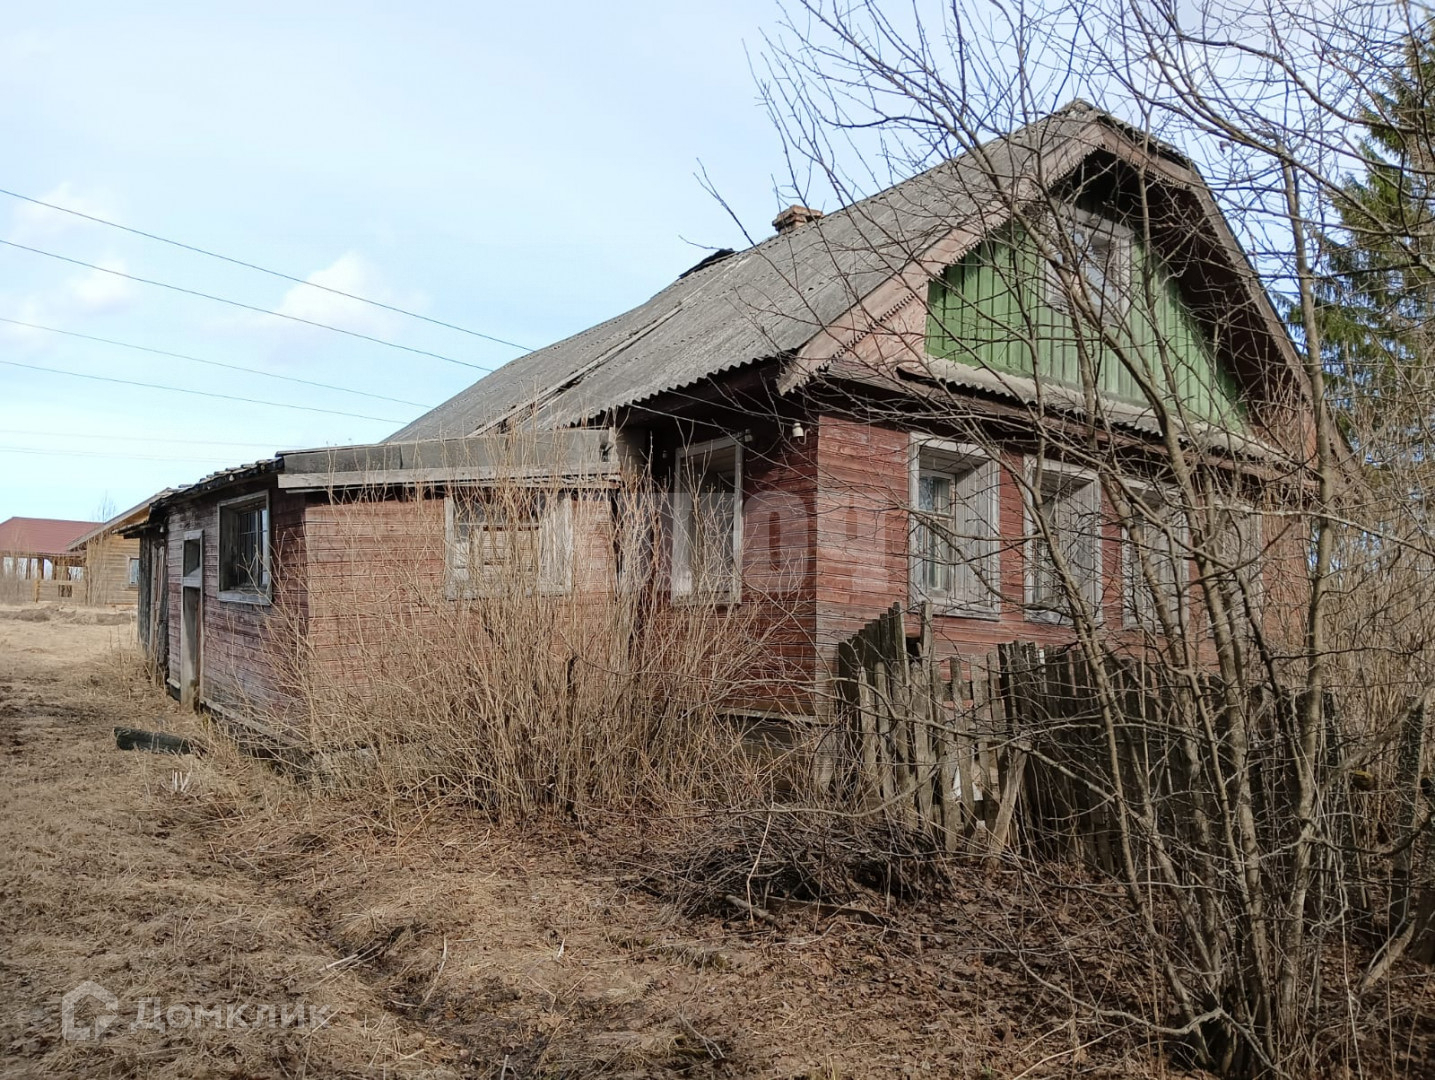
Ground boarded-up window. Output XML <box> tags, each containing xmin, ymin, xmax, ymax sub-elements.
<box><xmin>1026</xmin><ymin>461</ymin><xmax>1102</xmax><ymax>622</ymax></box>
<box><xmin>672</xmin><ymin>439</ymin><xmax>742</xmax><ymax>603</ymax></box>
<box><xmin>446</xmin><ymin>490</ymin><xmax>573</xmax><ymax>598</ymax></box>
<box><xmin>910</xmin><ymin>439</ymin><xmax>1000</xmax><ymax>615</ymax></box>
<box><xmin>218</xmin><ymin>494</ymin><xmax>271</xmax><ymax>601</ymax></box>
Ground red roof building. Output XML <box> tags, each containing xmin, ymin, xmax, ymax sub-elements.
<box><xmin>0</xmin><ymin>517</ymin><xmax>101</xmax><ymax>558</ymax></box>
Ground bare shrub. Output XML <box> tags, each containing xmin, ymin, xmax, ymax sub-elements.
<box><xmin>269</xmin><ymin>465</ymin><xmax>801</xmax><ymax>822</ymax></box>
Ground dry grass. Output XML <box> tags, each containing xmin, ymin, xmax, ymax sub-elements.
<box><xmin>0</xmin><ymin>603</ymin><xmax>1249</xmax><ymax>1079</ymax></box>
<box><xmin>266</xmin><ymin>476</ymin><xmax>809</xmax><ymax>823</ymax></box>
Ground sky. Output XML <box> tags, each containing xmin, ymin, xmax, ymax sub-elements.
<box><xmin>0</xmin><ymin>0</ymin><xmax>792</xmax><ymax>522</ymax></box>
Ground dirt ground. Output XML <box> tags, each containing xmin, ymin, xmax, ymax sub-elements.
<box><xmin>0</xmin><ymin>603</ymin><xmax>1396</xmax><ymax>1079</ymax></box>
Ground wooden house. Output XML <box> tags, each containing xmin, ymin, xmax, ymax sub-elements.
<box><xmin>66</xmin><ymin>498</ymin><xmax>162</xmax><ymax>608</ymax></box>
<box><xmin>133</xmin><ymin>103</ymin><xmax>1312</xmax><ymax>726</ymax></box>
<box><xmin>0</xmin><ymin>516</ymin><xmax>99</xmax><ymax>603</ymax></box>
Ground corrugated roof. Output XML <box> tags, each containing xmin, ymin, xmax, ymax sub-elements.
<box><xmin>390</xmin><ymin>102</ymin><xmax>1142</xmax><ymax>442</ymax></box>
<box><xmin>0</xmin><ymin>517</ymin><xmax>100</xmax><ymax>557</ymax></box>
<box><xmin>67</xmin><ymin>491</ymin><xmax>174</xmax><ymax>550</ymax></box>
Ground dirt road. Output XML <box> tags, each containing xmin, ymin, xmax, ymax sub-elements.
<box><xmin>1</xmin><ymin>605</ymin><xmax>1171</xmax><ymax>1079</ymax></box>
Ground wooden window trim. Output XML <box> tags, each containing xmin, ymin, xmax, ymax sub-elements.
<box><xmin>671</xmin><ymin>436</ymin><xmax>743</xmax><ymax>606</ymax></box>
<box><xmin>1207</xmin><ymin>501</ymin><xmax>1264</xmax><ymax>625</ymax></box>
<box><xmin>908</xmin><ymin>435</ymin><xmax>1001</xmax><ymax>619</ymax></box>
<box><xmin>1023</xmin><ymin>457</ymin><xmax>1103</xmax><ymax>625</ymax></box>
<box><xmin>1120</xmin><ymin>482</ymin><xmax>1188</xmax><ymax>631</ymax></box>
<box><xmin>444</xmin><ymin>488</ymin><xmax>574</xmax><ymax>600</ymax></box>
<box><xmin>216</xmin><ymin>493</ymin><xmax>271</xmax><ymax>606</ymax></box>
<box><xmin>1044</xmin><ymin>206</ymin><xmax>1134</xmax><ymax>325</ymax></box>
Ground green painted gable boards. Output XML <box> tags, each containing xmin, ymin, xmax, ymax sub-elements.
<box><xmin>925</xmin><ymin>221</ymin><xmax>1246</xmax><ymax>430</ymax></box>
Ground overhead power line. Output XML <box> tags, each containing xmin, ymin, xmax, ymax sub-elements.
<box><xmin>0</xmin><ymin>444</ymin><xmax>236</xmax><ymax>465</ymax></box>
<box><xmin>0</xmin><ymin>238</ymin><xmax>495</xmax><ymax>372</ymax></box>
<box><xmin>0</xmin><ymin>357</ymin><xmax>405</xmax><ymax>423</ymax></box>
<box><xmin>0</xmin><ymin>185</ymin><xmax>533</xmax><ymax>353</ymax></box>
<box><xmin>0</xmin><ymin>428</ymin><xmax>281</xmax><ymax>448</ymax></box>
<box><xmin>0</xmin><ymin>315</ymin><xmax>433</xmax><ymax>409</ymax></box>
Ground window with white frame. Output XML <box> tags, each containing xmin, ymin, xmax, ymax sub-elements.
<box><xmin>127</xmin><ymin>557</ymin><xmax>140</xmax><ymax>588</ymax></box>
<box><xmin>611</xmin><ymin>487</ymin><xmax>658</xmax><ymax>593</ymax></box>
<box><xmin>1121</xmin><ymin>486</ymin><xmax>1187</xmax><ymax>630</ymax></box>
<box><xmin>1047</xmin><ymin>210</ymin><xmax>1132</xmax><ymax>326</ymax></box>
<box><xmin>671</xmin><ymin>438</ymin><xmax>741</xmax><ymax>603</ymax></box>
<box><xmin>1025</xmin><ymin>460</ymin><xmax>1102</xmax><ymax>622</ymax></box>
<box><xmin>910</xmin><ymin>438</ymin><xmax>1001</xmax><ymax>615</ymax></box>
<box><xmin>1207</xmin><ymin>502</ymin><xmax>1262</xmax><ymax>621</ymax></box>
<box><xmin>218</xmin><ymin>493</ymin><xmax>271</xmax><ymax>602</ymax></box>
<box><xmin>446</xmin><ymin>489</ymin><xmax>573</xmax><ymax>598</ymax></box>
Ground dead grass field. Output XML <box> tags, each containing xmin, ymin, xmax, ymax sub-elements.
<box><xmin>0</xmin><ymin>605</ymin><xmax>1251</xmax><ymax>1078</ymax></box>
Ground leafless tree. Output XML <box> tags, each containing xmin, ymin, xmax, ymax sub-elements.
<box><xmin>752</xmin><ymin>1</ymin><xmax>1435</xmax><ymax>1074</ymax></box>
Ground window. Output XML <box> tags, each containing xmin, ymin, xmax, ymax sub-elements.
<box><xmin>1047</xmin><ymin>211</ymin><xmax>1131</xmax><ymax>325</ymax></box>
<box><xmin>1025</xmin><ymin>460</ymin><xmax>1102</xmax><ymax>622</ymax></box>
<box><xmin>446</xmin><ymin>490</ymin><xmax>572</xmax><ymax>598</ymax></box>
<box><xmin>218</xmin><ymin>494</ymin><xmax>270</xmax><ymax>602</ymax></box>
<box><xmin>612</xmin><ymin>487</ymin><xmax>658</xmax><ymax>593</ymax></box>
<box><xmin>671</xmin><ymin>438</ymin><xmax>742</xmax><ymax>603</ymax></box>
<box><xmin>1208</xmin><ymin>503</ymin><xmax>1262</xmax><ymax>622</ymax></box>
<box><xmin>909</xmin><ymin>438</ymin><xmax>1000</xmax><ymax>615</ymax></box>
<box><xmin>127</xmin><ymin>557</ymin><xmax>140</xmax><ymax>588</ymax></box>
<box><xmin>1122</xmin><ymin>486</ymin><xmax>1187</xmax><ymax>630</ymax></box>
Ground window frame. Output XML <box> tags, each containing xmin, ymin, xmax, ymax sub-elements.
<box><xmin>127</xmin><ymin>556</ymin><xmax>140</xmax><ymax>588</ymax></box>
<box><xmin>1206</xmin><ymin>500</ymin><xmax>1263</xmax><ymax>624</ymax></box>
<box><xmin>1023</xmin><ymin>458</ymin><xmax>1103</xmax><ymax>625</ymax></box>
<box><xmin>670</xmin><ymin>436</ymin><xmax>743</xmax><ymax>605</ymax></box>
<box><xmin>1120</xmin><ymin>483</ymin><xmax>1189</xmax><ymax>631</ymax></box>
<box><xmin>216</xmin><ymin>492</ymin><xmax>272</xmax><ymax>605</ymax></box>
<box><xmin>908</xmin><ymin>436</ymin><xmax>1001</xmax><ymax>618</ymax></box>
<box><xmin>1045</xmin><ymin>207</ymin><xmax>1134</xmax><ymax>327</ymax></box>
<box><xmin>444</xmin><ymin>487</ymin><xmax>574</xmax><ymax>600</ymax></box>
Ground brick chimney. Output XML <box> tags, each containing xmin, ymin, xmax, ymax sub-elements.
<box><xmin>772</xmin><ymin>205</ymin><xmax>823</xmax><ymax>235</ymax></box>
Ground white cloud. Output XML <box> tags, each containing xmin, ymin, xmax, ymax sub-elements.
<box><xmin>0</xmin><ymin>255</ymin><xmax>138</xmax><ymax>344</ymax></box>
<box><xmin>272</xmin><ymin>251</ymin><xmax>410</xmax><ymax>337</ymax></box>
<box><xmin>64</xmin><ymin>258</ymin><xmax>137</xmax><ymax>312</ymax></box>
<box><xmin>7</xmin><ymin>182</ymin><xmax>114</xmax><ymax>245</ymax></box>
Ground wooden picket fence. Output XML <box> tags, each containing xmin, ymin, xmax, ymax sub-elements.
<box><xmin>832</xmin><ymin>604</ymin><xmax>1435</xmax><ymax>961</ymax></box>
<box><xmin>832</xmin><ymin>601</ymin><xmax>1217</xmax><ymax>863</ymax></box>
<box><xmin>832</xmin><ymin>602</ymin><xmax>1028</xmax><ymax>854</ymax></box>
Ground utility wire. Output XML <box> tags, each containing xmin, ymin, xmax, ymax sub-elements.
<box><xmin>0</xmin><ymin>357</ymin><xmax>404</xmax><ymax>423</ymax></box>
<box><xmin>0</xmin><ymin>238</ymin><xmax>496</xmax><ymax>372</ymax></box>
<box><xmin>0</xmin><ymin>444</ymin><xmax>235</xmax><ymax>465</ymax></box>
<box><xmin>0</xmin><ymin>428</ymin><xmax>280</xmax><ymax>448</ymax></box>
<box><xmin>0</xmin><ymin>315</ymin><xmax>433</xmax><ymax>409</ymax></box>
<box><xmin>0</xmin><ymin>185</ymin><xmax>533</xmax><ymax>352</ymax></box>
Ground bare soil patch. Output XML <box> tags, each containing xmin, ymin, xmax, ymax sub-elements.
<box><xmin>0</xmin><ymin>608</ymin><xmax>1219</xmax><ymax>1078</ymax></box>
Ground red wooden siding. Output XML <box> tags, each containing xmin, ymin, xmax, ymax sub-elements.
<box><xmin>164</xmin><ymin>481</ymin><xmax>307</xmax><ymax>718</ymax></box>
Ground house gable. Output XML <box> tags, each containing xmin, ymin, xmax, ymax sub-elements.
<box><xmin>923</xmin><ymin>216</ymin><xmax>1248</xmax><ymax>430</ymax></box>
<box><xmin>779</xmin><ymin>125</ymin><xmax>1305</xmax><ymax>454</ymax></box>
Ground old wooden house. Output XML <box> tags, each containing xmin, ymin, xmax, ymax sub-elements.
<box><xmin>133</xmin><ymin>103</ymin><xmax>1310</xmax><ymax>727</ymax></box>
<box><xmin>0</xmin><ymin>516</ymin><xmax>100</xmax><ymax>602</ymax></box>
<box><xmin>65</xmin><ymin>498</ymin><xmax>161</xmax><ymax>607</ymax></box>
